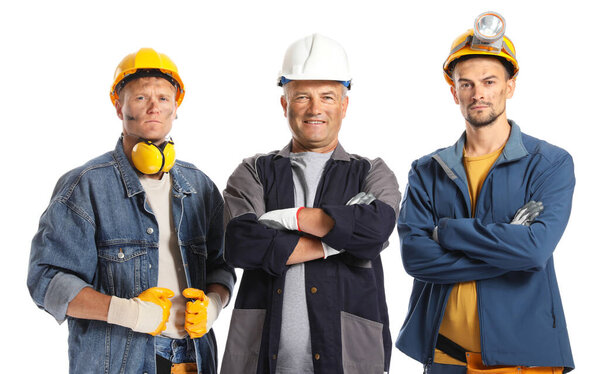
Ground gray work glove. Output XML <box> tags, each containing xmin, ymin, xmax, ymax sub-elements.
<box><xmin>511</xmin><ymin>200</ymin><xmax>544</xmax><ymax>226</ymax></box>
<box><xmin>432</xmin><ymin>226</ymin><xmax>439</xmax><ymax>243</ymax></box>
<box><xmin>346</xmin><ymin>192</ymin><xmax>376</xmax><ymax>206</ymax></box>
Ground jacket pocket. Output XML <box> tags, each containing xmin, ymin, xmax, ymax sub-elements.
<box><xmin>341</xmin><ymin>311</ymin><xmax>385</xmax><ymax>374</ymax></box>
<box><xmin>221</xmin><ymin>309</ymin><xmax>266</xmax><ymax>374</ymax></box>
<box><xmin>98</xmin><ymin>245</ymin><xmax>149</xmax><ymax>298</ymax></box>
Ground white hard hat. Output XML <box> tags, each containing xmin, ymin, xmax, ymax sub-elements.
<box><xmin>278</xmin><ymin>33</ymin><xmax>352</xmax><ymax>89</ymax></box>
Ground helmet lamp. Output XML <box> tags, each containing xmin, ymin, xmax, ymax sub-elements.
<box><xmin>471</xmin><ymin>12</ymin><xmax>506</xmax><ymax>53</ymax></box>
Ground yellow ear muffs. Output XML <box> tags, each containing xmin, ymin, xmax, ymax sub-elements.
<box><xmin>131</xmin><ymin>139</ymin><xmax>176</xmax><ymax>175</ymax></box>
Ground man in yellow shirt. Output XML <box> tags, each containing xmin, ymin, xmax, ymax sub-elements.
<box><xmin>396</xmin><ymin>12</ymin><xmax>574</xmax><ymax>373</ymax></box>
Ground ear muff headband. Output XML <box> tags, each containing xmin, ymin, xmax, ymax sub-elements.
<box><xmin>131</xmin><ymin>139</ymin><xmax>175</xmax><ymax>175</ymax></box>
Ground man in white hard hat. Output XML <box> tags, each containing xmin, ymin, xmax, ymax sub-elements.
<box><xmin>220</xmin><ymin>34</ymin><xmax>401</xmax><ymax>374</ymax></box>
<box><xmin>396</xmin><ymin>12</ymin><xmax>575</xmax><ymax>373</ymax></box>
<box><xmin>27</xmin><ymin>48</ymin><xmax>235</xmax><ymax>374</ymax></box>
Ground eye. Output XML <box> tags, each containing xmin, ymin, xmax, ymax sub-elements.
<box><xmin>323</xmin><ymin>96</ymin><xmax>335</xmax><ymax>102</ymax></box>
<box><xmin>136</xmin><ymin>95</ymin><xmax>145</xmax><ymax>100</ymax></box>
<box><xmin>485</xmin><ymin>80</ymin><xmax>495</xmax><ymax>85</ymax></box>
<box><xmin>460</xmin><ymin>83</ymin><xmax>472</xmax><ymax>89</ymax></box>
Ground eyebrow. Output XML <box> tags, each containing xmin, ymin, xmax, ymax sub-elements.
<box><xmin>292</xmin><ymin>90</ymin><xmax>338</xmax><ymax>96</ymax></box>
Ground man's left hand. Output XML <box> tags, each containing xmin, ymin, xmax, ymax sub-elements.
<box><xmin>182</xmin><ymin>288</ymin><xmax>223</xmax><ymax>339</ymax></box>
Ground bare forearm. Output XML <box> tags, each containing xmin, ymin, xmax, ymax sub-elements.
<box><xmin>66</xmin><ymin>287</ymin><xmax>111</xmax><ymax>321</ymax></box>
<box><xmin>286</xmin><ymin>237</ymin><xmax>324</xmax><ymax>265</ymax></box>
<box><xmin>298</xmin><ymin>208</ymin><xmax>334</xmax><ymax>237</ymax></box>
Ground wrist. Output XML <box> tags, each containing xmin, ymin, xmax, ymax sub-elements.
<box><xmin>107</xmin><ymin>296</ymin><xmax>139</xmax><ymax>330</ymax></box>
<box><xmin>296</xmin><ymin>207</ymin><xmax>305</xmax><ymax>231</ymax></box>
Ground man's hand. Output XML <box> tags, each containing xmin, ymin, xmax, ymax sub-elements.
<box><xmin>183</xmin><ymin>288</ymin><xmax>223</xmax><ymax>339</ymax></box>
<box><xmin>106</xmin><ymin>287</ymin><xmax>174</xmax><ymax>336</ymax></box>
<box><xmin>258</xmin><ymin>207</ymin><xmax>303</xmax><ymax>231</ymax></box>
<box><xmin>511</xmin><ymin>201</ymin><xmax>544</xmax><ymax>226</ymax></box>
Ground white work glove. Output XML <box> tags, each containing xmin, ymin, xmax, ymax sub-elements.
<box><xmin>258</xmin><ymin>207</ymin><xmax>304</xmax><ymax>231</ymax></box>
<box><xmin>182</xmin><ymin>288</ymin><xmax>223</xmax><ymax>339</ymax></box>
<box><xmin>511</xmin><ymin>200</ymin><xmax>544</xmax><ymax>226</ymax></box>
<box><xmin>107</xmin><ymin>287</ymin><xmax>174</xmax><ymax>335</ymax></box>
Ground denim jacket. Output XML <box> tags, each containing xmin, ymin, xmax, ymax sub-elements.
<box><xmin>396</xmin><ymin>122</ymin><xmax>575</xmax><ymax>371</ymax></box>
<box><xmin>28</xmin><ymin>139</ymin><xmax>236</xmax><ymax>374</ymax></box>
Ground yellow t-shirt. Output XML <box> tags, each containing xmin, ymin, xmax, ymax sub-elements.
<box><xmin>434</xmin><ymin>146</ymin><xmax>503</xmax><ymax>366</ymax></box>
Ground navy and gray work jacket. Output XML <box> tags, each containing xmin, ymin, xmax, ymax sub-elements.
<box><xmin>221</xmin><ymin>143</ymin><xmax>401</xmax><ymax>374</ymax></box>
<box><xmin>27</xmin><ymin>139</ymin><xmax>236</xmax><ymax>374</ymax></box>
<box><xmin>396</xmin><ymin>122</ymin><xmax>575</xmax><ymax>372</ymax></box>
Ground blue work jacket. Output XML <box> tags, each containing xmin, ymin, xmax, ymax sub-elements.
<box><xmin>396</xmin><ymin>122</ymin><xmax>575</xmax><ymax>372</ymax></box>
<box><xmin>221</xmin><ymin>143</ymin><xmax>401</xmax><ymax>374</ymax></box>
<box><xmin>27</xmin><ymin>139</ymin><xmax>235</xmax><ymax>374</ymax></box>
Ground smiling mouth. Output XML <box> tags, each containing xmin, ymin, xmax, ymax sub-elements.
<box><xmin>304</xmin><ymin>120</ymin><xmax>326</xmax><ymax>124</ymax></box>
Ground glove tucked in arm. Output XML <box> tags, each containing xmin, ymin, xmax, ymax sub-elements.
<box><xmin>258</xmin><ymin>207</ymin><xmax>303</xmax><ymax>231</ymax></box>
<box><xmin>106</xmin><ymin>287</ymin><xmax>174</xmax><ymax>336</ymax></box>
<box><xmin>182</xmin><ymin>288</ymin><xmax>223</xmax><ymax>339</ymax></box>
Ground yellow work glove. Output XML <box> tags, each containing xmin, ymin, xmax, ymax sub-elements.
<box><xmin>183</xmin><ymin>288</ymin><xmax>223</xmax><ymax>339</ymax></box>
<box><xmin>107</xmin><ymin>287</ymin><xmax>174</xmax><ymax>336</ymax></box>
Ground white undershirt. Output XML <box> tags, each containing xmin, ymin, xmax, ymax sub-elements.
<box><xmin>140</xmin><ymin>174</ymin><xmax>187</xmax><ymax>339</ymax></box>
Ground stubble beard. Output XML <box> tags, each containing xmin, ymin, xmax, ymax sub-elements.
<box><xmin>465</xmin><ymin>103</ymin><xmax>505</xmax><ymax>128</ymax></box>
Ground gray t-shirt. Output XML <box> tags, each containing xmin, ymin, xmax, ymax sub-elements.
<box><xmin>275</xmin><ymin>151</ymin><xmax>332</xmax><ymax>374</ymax></box>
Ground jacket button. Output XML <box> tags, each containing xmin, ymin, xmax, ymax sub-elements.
<box><xmin>310</xmin><ymin>287</ymin><xmax>317</xmax><ymax>294</ymax></box>
<box><xmin>272</xmin><ymin>354</ymin><xmax>277</xmax><ymax>360</ymax></box>
<box><xmin>277</xmin><ymin>288</ymin><xmax>282</xmax><ymax>294</ymax></box>
<box><xmin>146</xmin><ymin>227</ymin><xmax>154</xmax><ymax>234</ymax></box>
<box><xmin>314</xmin><ymin>353</ymin><xmax>320</xmax><ymax>360</ymax></box>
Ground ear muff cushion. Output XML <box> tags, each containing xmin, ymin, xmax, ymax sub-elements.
<box><xmin>132</xmin><ymin>141</ymin><xmax>164</xmax><ymax>175</ymax></box>
<box><xmin>161</xmin><ymin>141</ymin><xmax>176</xmax><ymax>172</ymax></box>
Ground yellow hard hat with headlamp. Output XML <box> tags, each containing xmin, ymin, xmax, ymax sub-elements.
<box><xmin>443</xmin><ymin>12</ymin><xmax>519</xmax><ymax>86</ymax></box>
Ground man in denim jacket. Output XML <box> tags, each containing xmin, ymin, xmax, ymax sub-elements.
<box><xmin>27</xmin><ymin>48</ymin><xmax>235</xmax><ymax>374</ymax></box>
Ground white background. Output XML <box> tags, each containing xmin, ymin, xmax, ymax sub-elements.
<box><xmin>2</xmin><ymin>0</ymin><xmax>598</xmax><ymax>372</ymax></box>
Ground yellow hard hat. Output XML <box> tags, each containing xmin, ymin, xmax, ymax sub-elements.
<box><xmin>443</xmin><ymin>12</ymin><xmax>518</xmax><ymax>86</ymax></box>
<box><xmin>110</xmin><ymin>48</ymin><xmax>185</xmax><ymax>106</ymax></box>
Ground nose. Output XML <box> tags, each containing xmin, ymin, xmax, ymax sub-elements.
<box><xmin>307</xmin><ymin>98</ymin><xmax>323</xmax><ymax>115</ymax></box>
<box><xmin>472</xmin><ymin>84</ymin><xmax>485</xmax><ymax>102</ymax></box>
<box><xmin>147</xmin><ymin>97</ymin><xmax>160</xmax><ymax>113</ymax></box>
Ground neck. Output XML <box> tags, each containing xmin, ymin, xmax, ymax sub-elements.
<box><xmin>291</xmin><ymin>139</ymin><xmax>338</xmax><ymax>154</ymax></box>
<box><xmin>464</xmin><ymin>117</ymin><xmax>511</xmax><ymax>157</ymax></box>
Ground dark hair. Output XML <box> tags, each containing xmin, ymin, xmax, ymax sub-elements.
<box><xmin>448</xmin><ymin>55</ymin><xmax>514</xmax><ymax>80</ymax></box>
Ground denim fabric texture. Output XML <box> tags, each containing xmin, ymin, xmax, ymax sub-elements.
<box><xmin>28</xmin><ymin>138</ymin><xmax>235</xmax><ymax>374</ymax></box>
<box><xmin>155</xmin><ymin>335</ymin><xmax>198</xmax><ymax>364</ymax></box>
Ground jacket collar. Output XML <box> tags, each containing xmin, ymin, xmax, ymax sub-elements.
<box><xmin>275</xmin><ymin>140</ymin><xmax>351</xmax><ymax>161</ymax></box>
<box><xmin>112</xmin><ymin>137</ymin><xmax>196</xmax><ymax>198</ymax></box>
<box><xmin>433</xmin><ymin>120</ymin><xmax>528</xmax><ymax>182</ymax></box>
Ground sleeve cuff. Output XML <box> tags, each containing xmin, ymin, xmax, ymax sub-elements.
<box><xmin>44</xmin><ymin>272</ymin><xmax>91</xmax><ymax>324</ymax></box>
<box><xmin>206</xmin><ymin>268</ymin><xmax>236</xmax><ymax>306</ymax></box>
<box><xmin>320</xmin><ymin>205</ymin><xmax>355</xmax><ymax>250</ymax></box>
